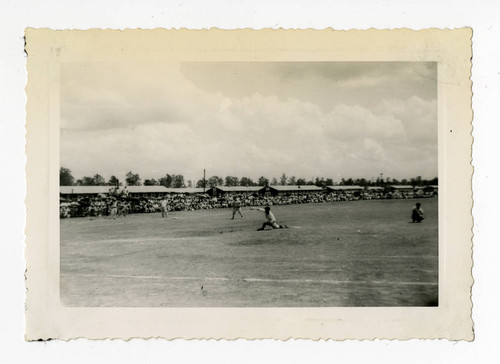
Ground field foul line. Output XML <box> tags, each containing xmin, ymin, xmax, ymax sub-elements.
<box><xmin>62</xmin><ymin>237</ymin><xmax>168</xmax><ymax>245</ymax></box>
<box><xmin>61</xmin><ymin>273</ymin><xmax>437</xmax><ymax>286</ymax></box>
<box><xmin>178</xmin><ymin>212</ymin><xmax>232</xmax><ymax>218</ymax></box>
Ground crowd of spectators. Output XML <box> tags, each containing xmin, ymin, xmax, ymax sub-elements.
<box><xmin>361</xmin><ymin>189</ymin><xmax>435</xmax><ymax>200</ymax></box>
<box><xmin>60</xmin><ymin>189</ymin><xmax>437</xmax><ymax>219</ymax></box>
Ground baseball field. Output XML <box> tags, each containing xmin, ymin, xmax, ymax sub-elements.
<box><xmin>60</xmin><ymin>198</ymin><xmax>438</xmax><ymax>307</ymax></box>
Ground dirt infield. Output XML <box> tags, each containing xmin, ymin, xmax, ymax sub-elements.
<box><xmin>60</xmin><ymin>199</ymin><xmax>438</xmax><ymax>307</ymax></box>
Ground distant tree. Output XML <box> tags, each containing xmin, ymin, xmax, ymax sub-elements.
<box><xmin>280</xmin><ymin>173</ymin><xmax>287</xmax><ymax>186</ymax></box>
<box><xmin>207</xmin><ymin>176</ymin><xmax>224</xmax><ymax>187</ymax></box>
<box><xmin>306</xmin><ymin>180</ymin><xmax>315</xmax><ymax>185</ymax></box>
<box><xmin>144</xmin><ymin>178</ymin><xmax>159</xmax><ymax>186</ymax></box>
<box><xmin>187</xmin><ymin>180</ymin><xmax>193</xmax><ymax>188</ymax></box>
<box><xmin>288</xmin><ymin>176</ymin><xmax>297</xmax><ymax>185</ymax></box>
<box><xmin>357</xmin><ymin>178</ymin><xmax>368</xmax><ymax>187</ymax></box>
<box><xmin>81</xmin><ymin>176</ymin><xmax>95</xmax><ymax>186</ymax></box>
<box><xmin>59</xmin><ymin>167</ymin><xmax>74</xmax><ymax>186</ymax></box>
<box><xmin>315</xmin><ymin>177</ymin><xmax>326</xmax><ymax>187</ymax></box>
<box><xmin>108</xmin><ymin>176</ymin><xmax>121</xmax><ymax>186</ymax></box>
<box><xmin>159</xmin><ymin>174</ymin><xmax>173</xmax><ymax>188</ymax></box>
<box><xmin>325</xmin><ymin>178</ymin><xmax>334</xmax><ymax>186</ymax></box>
<box><xmin>271</xmin><ymin>177</ymin><xmax>278</xmax><ymax>186</ymax></box>
<box><xmin>224</xmin><ymin>176</ymin><xmax>239</xmax><ymax>187</ymax></box>
<box><xmin>172</xmin><ymin>175</ymin><xmax>185</xmax><ymax>188</ymax></box>
<box><xmin>297</xmin><ymin>178</ymin><xmax>306</xmax><ymax>186</ymax></box>
<box><xmin>239</xmin><ymin>177</ymin><xmax>254</xmax><ymax>186</ymax></box>
<box><xmin>257</xmin><ymin>176</ymin><xmax>269</xmax><ymax>186</ymax></box>
<box><xmin>410</xmin><ymin>176</ymin><xmax>423</xmax><ymax>187</ymax></box>
<box><xmin>125</xmin><ymin>171</ymin><xmax>141</xmax><ymax>186</ymax></box>
<box><xmin>93</xmin><ymin>174</ymin><xmax>106</xmax><ymax>185</ymax></box>
<box><xmin>196</xmin><ymin>179</ymin><xmax>207</xmax><ymax>188</ymax></box>
<box><xmin>428</xmin><ymin>177</ymin><xmax>438</xmax><ymax>185</ymax></box>
<box><xmin>401</xmin><ymin>178</ymin><xmax>408</xmax><ymax>185</ymax></box>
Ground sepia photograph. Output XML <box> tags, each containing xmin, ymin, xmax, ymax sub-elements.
<box><xmin>4</xmin><ymin>0</ymin><xmax>499</xmax><ymax>360</ymax></box>
<box><xmin>59</xmin><ymin>61</ymin><xmax>438</xmax><ymax>307</ymax></box>
<box><xmin>25</xmin><ymin>28</ymin><xmax>473</xmax><ymax>340</ymax></box>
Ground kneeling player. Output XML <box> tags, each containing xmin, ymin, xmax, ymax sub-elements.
<box><xmin>412</xmin><ymin>202</ymin><xmax>424</xmax><ymax>223</ymax></box>
<box><xmin>251</xmin><ymin>206</ymin><xmax>288</xmax><ymax>230</ymax></box>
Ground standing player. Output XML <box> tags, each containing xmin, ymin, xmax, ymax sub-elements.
<box><xmin>411</xmin><ymin>202</ymin><xmax>424</xmax><ymax>223</ymax></box>
<box><xmin>160</xmin><ymin>197</ymin><xmax>168</xmax><ymax>218</ymax></box>
<box><xmin>231</xmin><ymin>197</ymin><xmax>243</xmax><ymax>219</ymax></box>
<box><xmin>109</xmin><ymin>198</ymin><xmax>118</xmax><ymax>219</ymax></box>
<box><xmin>250</xmin><ymin>206</ymin><xmax>288</xmax><ymax>230</ymax></box>
<box><xmin>118</xmin><ymin>200</ymin><xmax>129</xmax><ymax>217</ymax></box>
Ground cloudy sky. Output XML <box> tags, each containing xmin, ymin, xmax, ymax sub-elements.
<box><xmin>60</xmin><ymin>61</ymin><xmax>437</xmax><ymax>184</ymax></box>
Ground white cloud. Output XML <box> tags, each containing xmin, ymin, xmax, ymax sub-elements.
<box><xmin>60</xmin><ymin>62</ymin><xmax>437</xmax><ymax>183</ymax></box>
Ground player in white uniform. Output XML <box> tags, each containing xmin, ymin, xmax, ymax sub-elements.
<box><xmin>109</xmin><ymin>199</ymin><xmax>118</xmax><ymax>219</ymax></box>
<box><xmin>231</xmin><ymin>197</ymin><xmax>243</xmax><ymax>219</ymax></box>
<box><xmin>160</xmin><ymin>198</ymin><xmax>168</xmax><ymax>218</ymax></box>
<box><xmin>251</xmin><ymin>206</ymin><xmax>288</xmax><ymax>230</ymax></box>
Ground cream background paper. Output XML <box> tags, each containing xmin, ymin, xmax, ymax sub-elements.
<box><xmin>25</xmin><ymin>28</ymin><xmax>472</xmax><ymax>340</ymax></box>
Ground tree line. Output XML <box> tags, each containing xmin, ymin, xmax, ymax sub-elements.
<box><xmin>60</xmin><ymin>167</ymin><xmax>438</xmax><ymax>189</ymax></box>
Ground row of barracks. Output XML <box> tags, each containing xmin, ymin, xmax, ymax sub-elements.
<box><xmin>60</xmin><ymin>184</ymin><xmax>438</xmax><ymax>201</ymax></box>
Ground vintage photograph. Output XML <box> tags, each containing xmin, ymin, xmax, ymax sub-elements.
<box><xmin>26</xmin><ymin>28</ymin><xmax>473</xmax><ymax>340</ymax></box>
<box><xmin>59</xmin><ymin>61</ymin><xmax>438</xmax><ymax>307</ymax></box>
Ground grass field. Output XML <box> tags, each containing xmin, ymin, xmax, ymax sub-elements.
<box><xmin>60</xmin><ymin>198</ymin><xmax>438</xmax><ymax>307</ymax></box>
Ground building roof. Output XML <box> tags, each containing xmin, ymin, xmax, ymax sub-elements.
<box><xmin>326</xmin><ymin>185</ymin><xmax>363</xmax><ymax>190</ymax></box>
<box><xmin>60</xmin><ymin>186</ymin><xmax>112</xmax><ymax>194</ymax></box>
<box><xmin>169</xmin><ymin>187</ymin><xmax>206</xmax><ymax>194</ymax></box>
<box><xmin>367</xmin><ymin>186</ymin><xmax>384</xmax><ymax>190</ymax></box>
<box><xmin>121</xmin><ymin>185</ymin><xmax>171</xmax><ymax>193</ymax></box>
<box><xmin>216</xmin><ymin>186</ymin><xmax>264</xmax><ymax>192</ymax></box>
<box><xmin>60</xmin><ymin>185</ymin><xmax>172</xmax><ymax>194</ymax></box>
<box><xmin>390</xmin><ymin>185</ymin><xmax>414</xmax><ymax>190</ymax></box>
<box><xmin>270</xmin><ymin>185</ymin><xmax>324</xmax><ymax>192</ymax></box>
